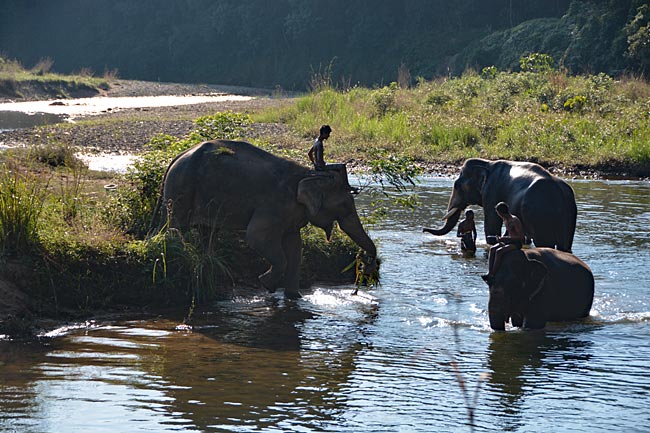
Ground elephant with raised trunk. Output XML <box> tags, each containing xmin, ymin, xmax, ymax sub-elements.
<box><xmin>423</xmin><ymin>158</ymin><xmax>577</xmax><ymax>251</ymax></box>
<box><xmin>484</xmin><ymin>248</ymin><xmax>594</xmax><ymax>330</ymax></box>
<box><xmin>154</xmin><ymin>140</ymin><xmax>377</xmax><ymax>299</ymax></box>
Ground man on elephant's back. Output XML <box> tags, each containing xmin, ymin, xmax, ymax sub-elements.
<box><xmin>482</xmin><ymin>202</ymin><xmax>525</xmax><ymax>282</ymax></box>
<box><xmin>308</xmin><ymin>124</ymin><xmax>331</xmax><ymax>170</ymax></box>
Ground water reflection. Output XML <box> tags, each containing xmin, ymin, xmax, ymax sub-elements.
<box><xmin>486</xmin><ymin>328</ymin><xmax>595</xmax><ymax>431</ymax></box>
<box><xmin>0</xmin><ymin>110</ymin><xmax>66</xmax><ymax>131</ymax></box>
<box><xmin>1</xmin><ymin>177</ymin><xmax>649</xmax><ymax>432</ymax></box>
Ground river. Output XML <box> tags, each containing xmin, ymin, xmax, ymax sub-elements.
<box><xmin>1</xmin><ymin>176</ymin><xmax>648</xmax><ymax>432</ymax></box>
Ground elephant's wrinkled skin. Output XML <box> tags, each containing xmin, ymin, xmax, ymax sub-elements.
<box><xmin>154</xmin><ymin>140</ymin><xmax>377</xmax><ymax>298</ymax></box>
<box><xmin>484</xmin><ymin>248</ymin><xmax>594</xmax><ymax>330</ymax></box>
<box><xmin>423</xmin><ymin>159</ymin><xmax>577</xmax><ymax>251</ymax></box>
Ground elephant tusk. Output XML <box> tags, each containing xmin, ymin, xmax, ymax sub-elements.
<box><xmin>442</xmin><ymin>207</ymin><xmax>459</xmax><ymax>220</ymax></box>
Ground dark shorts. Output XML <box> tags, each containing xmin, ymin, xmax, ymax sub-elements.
<box><xmin>460</xmin><ymin>232</ymin><xmax>476</xmax><ymax>251</ymax></box>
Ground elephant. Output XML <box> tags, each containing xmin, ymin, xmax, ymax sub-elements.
<box><xmin>153</xmin><ymin>139</ymin><xmax>378</xmax><ymax>299</ymax></box>
<box><xmin>423</xmin><ymin>158</ymin><xmax>577</xmax><ymax>252</ymax></box>
<box><xmin>483</xmin><ymin>247</ymin><xmax>594</xmax><ymax>330</ymax></box>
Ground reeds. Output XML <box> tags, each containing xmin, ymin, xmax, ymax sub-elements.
<box><xmin>0</xmin><ymin>163</ymin><xmax>47</xmax><ymax>254</ymax></box>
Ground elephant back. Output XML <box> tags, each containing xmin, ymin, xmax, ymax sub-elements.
<box><xmin>525</xmin><ymin>248</ymin><xmax>594</xmax><ymax>320</ymax></box>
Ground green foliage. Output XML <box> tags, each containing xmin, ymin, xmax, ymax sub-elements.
<box><xmin>481</xmin><ymin>66</ymin><xmax>498</xmax><ymax>80</ymax></box>
<box><xmin>372</xmin><ymin>82</ymin><xmax>399</xmax><ymax>117</ymax></box>
<box><xmin>263</xmin><ymin>67</ymin><xmax>650</xmax><ymax>169</ymax></box>
<box><xmin>106</xmin><ymin>112</ymin><xmax>251</xmax><ymax>236</ymax></box>
<box><xmin>0</xmin><ymin>164</ymin><xmax>47</xmax><ymax>254</ymax></box>
<box><xmin>625</xmin><ymin>4</ymin><xmax>650</xmax><ymax>72</ymax></box>
<box><xmin>519</xmin><ymin>53</ymin><xmax>555</xmax><ymax>73</ymax></box>
<box><xmin>563</xmin><ymin>95</ymin><xmax>587</xmax><ymax>112</ymax></box>
<box><xmin>7</xmin><ymin>1</ymin><xmax>643</xmax><ymax>91</ymax></box>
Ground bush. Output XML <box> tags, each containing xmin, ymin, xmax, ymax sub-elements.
<box><xmin>0</xmin><ymin>164</ymin><xmax>47</xmax><ymax>254</ymax></box>
<box><xmin>106</xmin><ymin>112</ymin><xmax>252</xmax><ymax>236</ymax></box>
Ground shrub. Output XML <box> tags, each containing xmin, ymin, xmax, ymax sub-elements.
<box><xmin>519</xmin><ymin>53</ymin><xmax>555</xmax><ymax>73</ymax></box>
<box><xmin>0</xmin><ymin>164</ymin><xmax>47</xmax><ymax>254</ymax></box>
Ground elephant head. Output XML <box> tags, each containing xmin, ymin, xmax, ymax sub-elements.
<box><xmin>484</xmin><ymin>250</ymin><xmax>548</xmax><ymax>331</ymax></box>
<box><xmin>423</xmin><ymin>158</ymin><xmax>488</xmax><ymax>236</ymax></box>
<box><xmin>297</xmin><ymin>169</ymin><xmax>377</xmax><ymax>271</ymax></box>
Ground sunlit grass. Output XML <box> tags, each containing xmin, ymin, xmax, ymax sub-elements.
<box><xmin>255</xmin><ymin>69</ymin><xmax>650</xmax><ymax>169</ymax></box>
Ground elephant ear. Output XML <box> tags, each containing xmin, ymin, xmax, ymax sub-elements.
<box><xmin>297</xmin><ymin>174</ymin><xmax>337</xmax><ymax>214</ymax></box>
<box><xmin>525</xmin><ymin>259</ymin><xmax>548</xmax><ymax>301</ymax></box>
<box><xmin>463</xmin><ymin>159</ymin><xmax>488</xmax><ymax>192</ymax></box>
<box><xmin>297</xmin><ymin>176</ymin><xmax>322</xmax><ymax>217</ymax></box>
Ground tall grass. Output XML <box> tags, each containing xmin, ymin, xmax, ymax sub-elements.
<box><xmin>0</xmin><ymin>163</ymin><xmax>48</xmax><ymax>254</ymax></box>
<box><xmin>256</xmin><ymin>63</ymin><xmax>650</xmax><ymax>169</ymax></box>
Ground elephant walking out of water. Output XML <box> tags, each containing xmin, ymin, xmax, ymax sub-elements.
<box><xmin>152</xmin><ymin>139</ymin><xmax>378</xmax><ymax>299</ymax></box>
<box><xmin>423</xmin><ymin>158</ymin><xmax>577</xmax><ymax>252</ymax></box>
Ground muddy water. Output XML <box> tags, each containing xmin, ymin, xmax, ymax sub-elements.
<box><xmin>1</xmin><ymin>178</ymin><xmax>649</xmax><ymax>432</ymax></box>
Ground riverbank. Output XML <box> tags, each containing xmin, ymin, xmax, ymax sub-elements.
<box><xmin>2</xmin><ymin>78</ymin><xmax>649</xmax><ymax>178</ymax></box>
<box><xmin>1</xmin><ymin>76</ymin><xmax>649</xmax><ymax>337</ymax></box>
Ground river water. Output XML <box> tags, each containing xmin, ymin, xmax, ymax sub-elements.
<box><xmin>1</xmin><ymin>176</ymin><xmax>649</xmax><ymax>432</ymax></box>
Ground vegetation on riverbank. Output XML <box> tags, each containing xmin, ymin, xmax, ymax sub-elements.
<box><xmin>2</xmin><ymin>55</ymin><xmax>650</xmax><ymax>335</ymax></box>
<box><xmin>0</xmin><ymin>56</ymin><xmax>110</xmax><ymax>100</ymax></box>
<box><xmin>256</xmin><ymin>55</ymin><xmax>650</xmax><ymax>175</ymax></box>
<box><xmin>0</xmin><ymin>112</ymin><xmax>371</xmax><ymax>335</ymax></box>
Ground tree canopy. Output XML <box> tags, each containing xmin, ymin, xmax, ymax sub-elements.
<box><xmin>0</xmin><ymin>0</ymin><xmax>647</xmax><ymax>89</ymax></box>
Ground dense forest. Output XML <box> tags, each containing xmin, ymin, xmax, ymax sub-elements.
<box><xmin>1</xmin><ymin>0</ymin><xmax>648</xmax><ymax>90</ymax></box>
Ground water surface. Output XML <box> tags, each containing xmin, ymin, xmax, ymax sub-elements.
<box><xmin>1</xmin><ymin>177</ymin><xmax>648</xmax><ymax>432</ymax></box>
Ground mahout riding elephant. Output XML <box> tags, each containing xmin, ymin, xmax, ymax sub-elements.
<box><xmin>483</xmin><ymin>248</ymin><xmax>594</xmax><ymax>330</ymax></box>
<box><xmin>153</xmin><ymin>140</ymin><xmax>377</xmax><ymax>299</ymax></box>
<box><xmin>423</xmin><ymin>158</ymin><xmax>577</xmax><ymax>251</ymax></box>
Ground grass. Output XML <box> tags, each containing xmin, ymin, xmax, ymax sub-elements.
<box><xmin>0</xmin><ymin>56</ymin><xmax>110</xmax><ymax>99</ymax></box>
<box><xmin>3</xmin><ymin>58</ymin><xmax>649</xmax><ymax>334</ymax></box>
<box><xmin>254</xmin><ymin>68</ymin><xmax>650</xmax><ymax>171</ymax></box>
<box><xmin>0</xmin><ymin>112</ymin><xmax>364</xmax><ymax>332</ymax></box>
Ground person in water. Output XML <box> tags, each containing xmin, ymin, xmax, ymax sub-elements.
<box><xmin>457</xmin><ymin>209</ymin><xmax>477</xmax><ymax>252</ymax></box>
<box><xmin>308</xmin><ymin>124</ymin><xmax>331</xmax><ymax>170</ymax></box>
<box><xmin>482</xmin><ymin>202</ymin><xmax>525</xmax><ymax>282</ymax></box>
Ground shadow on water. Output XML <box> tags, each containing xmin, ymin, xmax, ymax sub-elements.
<box><xmin>0</xmin><ymin>111</ymin><xmax>67</xmax><ymax>131</ymax></box>
<box><xmin>144</xmin><ymin>290</ymin><xmax>380</xmax><ymax>431</ymax></box>
<box><xmin>0</xmin><ymin>287</ymin><xmax>380</xmax><ymax>432</ymax></box>
<box><xmin>485</xmin><ymin>325</ymin><xmax>596</xmax><ymax>431</ymax></box>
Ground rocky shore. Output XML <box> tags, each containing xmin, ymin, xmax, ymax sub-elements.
<box><xmin>0</xmin><ymin>79</ymin><xmax>296</xmax><ymax>156</ymax></box>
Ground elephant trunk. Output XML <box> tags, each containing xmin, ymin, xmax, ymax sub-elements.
<box><xmin>338</xmin><ymin>214</ymin><xmax>377</xmax><ymax>260</ymax></box>
<box><xmin>423</xmin><ymin>207</ymin><xmax>462</xmax><ymax>236</ymax></box>
<box><xmin>488</xmin><ymin>310</ymin><xmax>507</xmax><ymax>331</ymax></box>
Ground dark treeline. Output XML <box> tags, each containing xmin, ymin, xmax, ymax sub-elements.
<box><xmin>1</xmin><ymin>0</ymin><xmax>648</xmax><ymax>90</ymax></box>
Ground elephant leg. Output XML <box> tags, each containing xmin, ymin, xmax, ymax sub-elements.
<box><xmin>245</xmin><ymin>216</ymin><xmax>286</xmax><ymax>292</ymax></box>
<box><xmin>281</xmin><ymin>230</ymin><xmax>303</xmax><ymax>299</ymax></box>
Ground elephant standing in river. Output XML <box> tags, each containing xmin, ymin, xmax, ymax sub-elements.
<box><xmin>423</xmin><ymin>158</ymin><xmax>577</xmax><ymax>251</ymax></box>
<box><xmin>484</xmin><ymin>248</ymin><xmax>594</xmax><ymax>330</ymax></box>
<box><xmin>154</xmin><ymin>140</ymin><xmax>377</xmax><ymax>299</ymax></box>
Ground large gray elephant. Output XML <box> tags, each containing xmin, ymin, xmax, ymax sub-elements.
<box><xmin>484</xmin><ymin>248</ymin><xmax>594</xmax><ymax>330</ymax></box>
<box><xmin>153</xmin><ymin>140</ymin><xmax>377</xmax><ymax>299</ymax></box>
<box><xmin>423</xmin><ymin>158</ymin><xmax>577</xmax><ymax>251</ymax></box>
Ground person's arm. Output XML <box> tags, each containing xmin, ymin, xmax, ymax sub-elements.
<box><xmin>472</xmin><ymin>224</ymin><xmax>477</xmax><ymax>241</ymax></box>
<box><xmin>308</xmin><ymin>146</ymin><xmax>315</xmax><ymax>164</ymax></box>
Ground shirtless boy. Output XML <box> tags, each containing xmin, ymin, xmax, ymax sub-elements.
<box><xmin>482</xmin><ymin>202</ymin><xmax>525</xmax><ymax>282</ymax></box>
<box><xmin>457</xmin><ymin>209</ymin><xmax>477</xmax><ymax>252</ymax></box>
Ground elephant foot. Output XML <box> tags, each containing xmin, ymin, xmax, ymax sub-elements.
<box><xmin>510</xmin><ymin>313</ymin><xmax>524</xmax><ymax>328</ymax></box>
<box><xmin>259</xmin><ymin>271</ymin><xmax>281</xmax><ymax>293</ymax></box>
<box><xmin>284</xmin><ymin>289</ymin><xmax>302</xmax><ymax>300</ymax></box>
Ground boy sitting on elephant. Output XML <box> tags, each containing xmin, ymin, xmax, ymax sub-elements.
<box><xmin>308</xmin><ymin>124</ymin><xmax>347</xmax><ymax>172</ymax></box>
<box><xmin>482</xmin><ymin>202</ymin><xmax>525</xmax><ymax>282</ymax></box>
